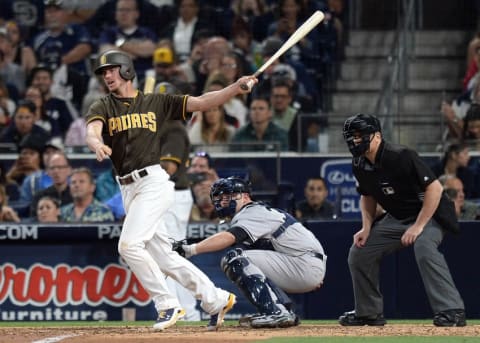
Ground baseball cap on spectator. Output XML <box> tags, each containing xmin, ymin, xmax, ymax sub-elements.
<box><xmin>193</xmin><ymin>151</ymin><xmax>213</xmax><ymax>168</ymax></box>
<box><xmin>155</xmin><ymin>81</ymin><xmax>179</xmax><ymax>95</ymax></box>
<box><xmin>262</xmin><ymin>37</ymin><xmax>283</xmax><ymax>57</ymax></box>
<box><xmin>272</xmin><ymin>64</ymin><xmax>297</xmax><ymax>81</ymax></box>
<box><xmin>44</xmin><ymin>0</ymin><xmax>64</xmax><ymax>8</ymax></box>
<box><xmin>19</xmin><ymin>133</ymin><xmax>47</xmax><ymax>155</ymax></box>
<box><xmin>153</xmin><ymin>47</ymin><xmax>174</xmax><ymax>66</ymax></box>
<box><xmin>45</xmin><ymin>137</ymin><xmax>64</xmax><ymax>151</ymax></box>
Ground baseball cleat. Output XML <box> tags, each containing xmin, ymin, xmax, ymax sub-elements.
<box><xmin>433</xmin><ymin>309</ymin><xmax>466</xmax><ymax>327</ymax></box>
<box><xmin>153</xmin><ymin>307</ymin><xmax>186</xmax><ymax>331</ymax></box>
<box><xmin>240</xmin><ymin>312</ymin><xmax>299</xmax><ymax>328</ymax></box>
<box><xmin>338</xmin><ymin>310</ymin><xmax>386</xmax><ymax>326</ymax></box>
<box><xmin>250</xmin><ymin>310</ymin><xmax>297</xmax><ymax>328</ymax></box>
<box><xmin>207</xmin><ymin>293</ymin><xmax>236</xmax><ymax>331</ymax></box>
<box><xmin>239</xmin><ymin>315</ymin><xmax>253</xmax><ymax>327</ymax></box>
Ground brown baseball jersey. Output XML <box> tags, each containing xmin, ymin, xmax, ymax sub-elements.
<box><xmin>85</xmin><ymin>91</ymin><xmax>189</xmax><ymax>176</ymax></box>
<box><xmin>159</xmin><ymin>121</ymin><xmax>190</xmax><ymax>190</ymax></box>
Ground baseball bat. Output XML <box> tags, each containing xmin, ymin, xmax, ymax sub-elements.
<box><xmin>143</xmin><ymin>69</ymin><xmax>156</xmax><ymax>94</ymax></box>
<box><xmin>240</xmin><ymin>10</ymin><xmax>325</xmax><ymax>91</ymax></box>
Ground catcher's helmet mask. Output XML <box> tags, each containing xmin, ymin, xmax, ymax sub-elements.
<box><xmin>210</xmin><ymin>177</ymin><xmax>252</xmax><ymax>219</ymax></box>
<box><xmin>94</xmin><ymin>50</ymin><xmax>136</xmax><ymax>81</ymax></box>
<box><xmin>343</xmin><ymin>113</ymin><xmax>382</xmax><ymax>157</ymax></box>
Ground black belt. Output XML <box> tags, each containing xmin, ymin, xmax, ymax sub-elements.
<box><xmin>118</xmin><ymin>169</ymin><xmax>148</xmax><ymax>185</ymax></box>
<box><xmin>312</xmin><ymin>252</ymin><xmax>324</xmax><ymax>261</ymax></box>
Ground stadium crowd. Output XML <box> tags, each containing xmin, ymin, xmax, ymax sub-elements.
<box><xmin>0</xmin><ymin>0</ymin><xmax>478</xmax><ymax>223</ymax></box>
<box><xmin>0</xmin><ymin>0</ymin><xmax>341</xmax><ymax>222</ymax></box>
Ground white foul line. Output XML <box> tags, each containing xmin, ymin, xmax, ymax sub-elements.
<box><xmin>32</xmin><ymin>334</ymin><xmax>80</xmax><ymax>343</ymax></box>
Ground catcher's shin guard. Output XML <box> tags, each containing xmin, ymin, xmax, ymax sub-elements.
<box><xmin>221</xmin><ymin>249</ymin><xmax>290</xmax><ymax>315</ymax></box>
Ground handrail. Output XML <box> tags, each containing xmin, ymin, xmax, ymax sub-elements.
<box><xmin>374</xmin><ymin>0</ymin><xmax>417</xmax><ymax>141</ymax></box>
<box><xmin>190</xmin><ymin>142</ymin><xmax>283</xmax><ymax>184</ymax></box>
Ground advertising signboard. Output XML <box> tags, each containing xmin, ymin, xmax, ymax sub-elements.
<box><xmin>320</xmin><ymin>159</ymin><xmax>360</xmax><ymax>219</ymax></box>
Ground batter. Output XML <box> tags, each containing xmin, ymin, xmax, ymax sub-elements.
<box><xmin>85</xmin><ymin>50</ymin><xmax>257</xmax><ymax>330</ymax></box>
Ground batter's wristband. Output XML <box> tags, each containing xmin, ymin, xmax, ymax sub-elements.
<box><xmin>190</xmin><ymin>243</ymin><xmax>198</xmax><ymax>256</ymax></box>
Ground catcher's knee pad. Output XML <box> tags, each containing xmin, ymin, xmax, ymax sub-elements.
<box><xmin>220</xmin><ymin>250</ymin><xmax>284</xmax><ymax>314</ymax></box>
<box><xmin>221</xmin><ymin>248</ymin><xmax>245</xmax><ymax>276</ymax></box>
<box><xmin>221</xmin><ymin>248</ymin><xmax>252</xmax><ymax>282</ymax></box>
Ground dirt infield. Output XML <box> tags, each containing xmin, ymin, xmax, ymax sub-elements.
<box><xmin>1</xmin><ymin>324</ymin><xmax>480</xmax><ymax>343</ymax></box>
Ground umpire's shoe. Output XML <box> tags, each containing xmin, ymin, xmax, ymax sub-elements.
<box><xmin>339</xmin><ymin>310</ymin><xmax>386</xmax><ymax>326</ymax></box>
<box><xmin>153</xmin><ymin>307</ymin><xmax>186</xmax><ymax>331</ymax></box>
<box><xmin>433</xmin><ymin>309</ymin><xmax>466</xmax><ymax>327</ymax></box>
<box><xmin>207</xmin><ymin>293</ymin><xmax>236</xmax><ymax>331</ymax></box>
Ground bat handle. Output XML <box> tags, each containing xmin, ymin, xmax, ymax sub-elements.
<box><xmin>240</xmin><ymin>79</ymin><xmax>255</xmax><ymax>91</ymax></box>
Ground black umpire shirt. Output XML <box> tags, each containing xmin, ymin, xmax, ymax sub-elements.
<box><xmin>352</xmin><ymin>140</ymin><xmax>455</xmax><ymax>225</ymax></box>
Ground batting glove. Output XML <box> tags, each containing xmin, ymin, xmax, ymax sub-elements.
<box><xmin>172</xmin><ymin>239</ymin><xmax>188</xmax><ymax>256</ymax></box>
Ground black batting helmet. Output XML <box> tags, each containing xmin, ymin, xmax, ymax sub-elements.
<box><xmin>94</xmin><ymin>50</ymin><xmax>136</xmax><ymax>80</ymax></box>
<box><xmin>343</xmin><ymin>113</ymin><xmax>381</xmax><ymax>157</ymax></box>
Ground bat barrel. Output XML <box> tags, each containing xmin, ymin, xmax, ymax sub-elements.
<box><xmin>239</xmin><ymin>10</ymin><xmax>324</xmax><ymax>91</ymax></box>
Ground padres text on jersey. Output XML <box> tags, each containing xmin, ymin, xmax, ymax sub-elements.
<box><xmin>108</xmin><ymin>112</ymin><xmax>157</xmax><ymax>136</ymax></box>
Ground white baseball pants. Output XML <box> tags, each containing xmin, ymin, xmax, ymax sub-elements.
<box><xmin>117</xmin><ymin>164</ymin><xmax>229</xmax><ymax>314</ymax></box>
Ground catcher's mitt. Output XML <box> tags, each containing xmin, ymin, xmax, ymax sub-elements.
<box><xmin>171</xmin><ymin>239</ymin><xmax>188</xmax><ymax>257</ymax></box>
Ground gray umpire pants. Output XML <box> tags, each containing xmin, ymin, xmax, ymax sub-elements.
<box><xmin>348</xmin><ymin>213</ymin><xmax>464</xmax><ymax>317</ymax></box>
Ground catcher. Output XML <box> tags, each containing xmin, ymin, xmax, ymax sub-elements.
<box><xmin>175</xmin><ymin>176</ymin><xmax>327</xmax><ymax>328</ymax></box>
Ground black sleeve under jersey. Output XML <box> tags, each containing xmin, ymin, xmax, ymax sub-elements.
<box><xmin>227</xmin><ymin>226</ymin><xmax>275</xmax><ymax>250</ymax></box>
<box><xmin>227</xmin><ymin>226</ymin><xmax>250</xmax><ymax>244</ymax></box>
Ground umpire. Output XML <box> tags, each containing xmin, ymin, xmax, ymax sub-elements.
<box><xmin>339</xmin><ymin>114</ymin><xmax>466</xmax><ymax>327</ymax></box>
